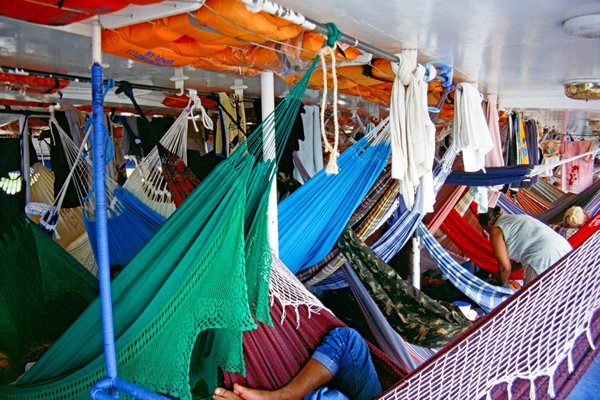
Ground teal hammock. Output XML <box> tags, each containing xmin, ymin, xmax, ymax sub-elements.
<box><xmin>0</xmin><ymin>55</ymin><xmax>321</xmax><ymax>400</ymax></box>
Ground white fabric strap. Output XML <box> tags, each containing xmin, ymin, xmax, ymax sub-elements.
<box><xmin>528</xmin><ymin>147</ymin><xmax>599</xmax><ymax>177</ymax></box>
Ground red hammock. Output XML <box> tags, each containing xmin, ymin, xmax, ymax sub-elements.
<box><xmin>223</xmin><ymin>297</ymin><xmax>406</xmax><ymax>392</ymax></box>
<box><xmin>157</xmin><ymin>144</ymin><xmax>200</xmax><ymax>207</ymax></box>
<box><xmin>440</xmin><ymin>208</ymin><xmax>524</xmax><ymax>280</ymax></box>
<box><xmin>568</xmin><ymin>211</ymin><xmax>600</xmax><ymax>248</ymax></box>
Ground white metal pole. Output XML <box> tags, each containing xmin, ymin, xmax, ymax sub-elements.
<box><xmin>92</xmin><ymin>17</ymin><xmax>102</xmax><ymax>64</ymax></box>
<box><xmin>20</xmin><ymin>116</ymin><xmax>31</xmax><ymax>204</ymax></box>
<box><xmin>261</xmin><ymin>71</ymin><xmax>279</xmax><ymax>256</ymax></box>
<box><xmin>411</xmin><ymin>234</ymin><xmax>421</xmax><ymax>290</ymax></box>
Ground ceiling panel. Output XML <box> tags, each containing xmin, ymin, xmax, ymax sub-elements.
<box><xmin>1</xmin><ymin>0</ymin><xmax>599</xmax><ymax>131</ymax></box>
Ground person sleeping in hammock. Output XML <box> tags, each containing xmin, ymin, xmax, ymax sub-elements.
<box><xmin>213</xmin><ymin>327</ymin><xmax>382</xmax><ymax>400</ymax></box>
<box><xmin>478</xmin><ymin>207</ymin><xmax>573</xmax><ymax>287</ymax></box>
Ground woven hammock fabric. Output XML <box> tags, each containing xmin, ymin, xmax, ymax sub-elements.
<box><xmin>370</xmin><ymin>145</ymin><xmax>458</xmax><ymax>263</ymax></box>
<box><xmin>337</xmin><ymin>226</ymin><xmax>471</xmax><ymax>348</ymax></box>
<box><xmin>83</xmin><ymin>186</ymin><xmax>166</xmax><ymax>266</ymax></box>
<box><xmin>440</xmin><ymin>208</ymin><xmax>524</xmax><ymax>280</ymax></box>
<box><xmin>2</xmin><ymin>157</ymin><xmax>259</xmax><ymax>400</ymax></box>
<box><xmin>278</xmin><ymin>132</ymin><xmax>391</xmax><ymax>274</ymax></box>
<box><xmin>157</xmin><ymin>143</ymin><xmax>200</xmax><ymax>207</ymax></box>
<box><xmin>0</xmin><ymin>197</ymin><xmax>98</xmax><ymax>384</ymax></box>
<box><xmin>342</xmin><ymin>264</ymin><xmax>437</xmax><ymax>372</ymax></box>
<box><xmin>1</xmin><ymin>54</ymin><xmax>321</xmax><ymax>400</ymax></box>
<box><xmin>445</xmin><ymin>164</ymin><xmax>531</xmax><ymax>186</ymax></box>
<box><xmin>417</xmin><ymin>224</ymin><xmax>515</xmax><ymax>313</ymax></box>
<box><xmin>381</xmin><ymin>230</ymin><xmax>600</xmax><ymax>400</ymax></box>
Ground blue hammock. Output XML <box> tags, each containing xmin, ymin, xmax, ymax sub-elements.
<box><xmin>417</xmin><ymin>224</ymin><xmax>515</xmax><ymax>313</ymax></box>
<box><xmin>445</xmin><ymin>164</ymin><xmax>532</xmax><ymax>186</ymax></box>
<box><xmin>496</xmin><ymin>193</ymin><xmax>528</xmax><ymax>215</ymax></box>
<box><xmin>278</xmin><ymin>134</ymin><xmax>390</xmax><ymax>273</ymax></box>
<box><xmin>370</xmin><ymin>146</ymin><xmax>458</xmax><ymax>263</ymax></box>
<box><xmin>84</xmin><ymin>186</ymin><xmax>166</xmax><ymax>266</ymax></box>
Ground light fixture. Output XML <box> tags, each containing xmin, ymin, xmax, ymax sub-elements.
<box><xmin>564</xmin><ymin>80</ymin><xmax>600</xmax><ymax>100</ymax></box>
<box><xmin>563</xmin><ymin>13</ymin><xmax>600</xmax><ymax>38</ymax></box>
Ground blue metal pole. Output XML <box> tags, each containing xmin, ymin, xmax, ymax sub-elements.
<box><xmin>92</xmin><ymin>62</ymin><xmax>119</xmax><ymax>384</ymax></box>
<box><xmin>90</xmin><ymin>378</ymin><xmax>172</xmax><ymax>400</ymax></box>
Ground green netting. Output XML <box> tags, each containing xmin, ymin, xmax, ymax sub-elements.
<box><xmin>0</xmin><ymin>56</ymin><xmax>320</xmax><ymax>400</ymax></box>
<box><xmin>0</xmin><ymin>196</ymin><xmax>98</xmax><ymax>385</ymax></box>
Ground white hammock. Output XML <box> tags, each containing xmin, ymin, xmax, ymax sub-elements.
<box><xmin>123</xmin><ymin>91</ymin><xmax>213</xmax><ymax>218</ymax></box>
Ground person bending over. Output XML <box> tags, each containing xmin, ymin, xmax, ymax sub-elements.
<box><xmin>478</xmin><ymin>207</ymin><xmax>573</xmax><ymax>287</ymax></box>
<box><xmin>213</xmin><ymin>327</ymin><xmax>382</xmax><ymax>400</ymax></box>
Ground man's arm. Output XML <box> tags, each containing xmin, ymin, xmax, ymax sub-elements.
<box><xmin>489</xmin><ymin>226</ymin><xmax>512</xmax><ymax>286</ymax></box>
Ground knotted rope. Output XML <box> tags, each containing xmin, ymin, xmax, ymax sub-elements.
<box><xmin>319</xmin><ymin>23</ymin><xmax>342</xmax><ymax>175</ymax></box>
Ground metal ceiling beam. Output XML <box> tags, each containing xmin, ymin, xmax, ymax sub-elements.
<box><xmin>239</xmin><ymin>0</ymin><xmax>400</xmax><ymax>63</ymax></box>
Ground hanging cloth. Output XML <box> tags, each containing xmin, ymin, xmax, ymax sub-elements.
<box><xmin>389</xmin><ymin>50</ymin><xmax>436</xmax><ymax>211</ymax></box>
<box><xmin>293</xmin><ymin>105</ymin><xmax>324</xmax><ymax>184</ymax></box>
<box><xmin>484</xmin><ymin>95</ymin><xmax>504</xmax><ymax>168</ymax></box>
<box><xmin>561</xmin><ymin>140</ymin><xmax>595</xmax><ymax>194</ymax></box>
<box><xmin>515</xmin><ymin>112</ymin><xmax>530</xmax><ymax>165</ymax></box>
<box><xmin>453</xmin><ymin>83</ymin><xmax>494</xmax><ymax>172</ymax></box>
<box><xmin>215</xmin><ymin>92</ymin><xmax>246</xmax><ymax>156</ymax></box>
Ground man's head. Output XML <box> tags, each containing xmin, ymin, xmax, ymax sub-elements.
<box><xmin>478</xmin><ymin>206</ymin><xmax>502</xmax><ymax>233</ymax></box>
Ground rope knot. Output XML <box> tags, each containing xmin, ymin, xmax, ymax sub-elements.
<box><xmin>324</xmin><ymin>22</ymin><xmax>342</xmax><ymax>48</ymax></box>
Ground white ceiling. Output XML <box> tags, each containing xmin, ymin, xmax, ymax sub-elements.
<box><xmin>1</xmin><ymin>0</ymin><xmax>600</xmax><ymax>133</ymax></box>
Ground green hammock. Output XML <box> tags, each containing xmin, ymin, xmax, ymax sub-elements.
<box><xmin>0</xmin><ymin>56</ymin><xmax>320</xmax><ymax>400</ymax></box>
<box><xmin>0</xmin><ymin>196</ymin><xmax>97</xmax><ymax>385</ymax></box>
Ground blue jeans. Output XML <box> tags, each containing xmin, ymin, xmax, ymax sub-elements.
<box><xmin>305</xmin><ymin>327</ymin><xmax>382</xmax><ymax>400</ymax></box>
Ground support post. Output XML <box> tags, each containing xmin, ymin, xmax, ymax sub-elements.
<box><xmin>411</xmin><ymin>234</ymin><xmax>421</xmax><ymax>290</ymax></box>
<box><xmin>261</xmin><ymin>71</ymin><xmax>279</xmax><ymax>257</ymax></box>
<box><xmin>20</xmin><ymin>115</ymin><xmax>31</xmax><ymax>205</ymax></box>
<box><xmin>91</xmin><ymin>16</ymin><xmax>118</xmax><ymax>388</ymax></box>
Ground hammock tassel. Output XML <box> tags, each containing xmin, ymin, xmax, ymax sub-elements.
<box><xmin>586</xmin><ymin>324</ymin><xmax>596</xmax><ymax>350</ymax></box>
<box><xmin>547</xmin><ymin>372</ymin><xmax>556</xmax><ymax>398</ymax></box>
<box><xmin>506</xmin><ymin>381</ymin><xmax>513</xmax><ymax>400</ymax></box>
<box><xmin>529</xmin><ymin>378</ymin><xmax>537</xmax><ymax>400</ymax></box>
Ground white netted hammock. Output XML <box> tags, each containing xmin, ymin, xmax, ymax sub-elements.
<box><xmin>381</xmin><ymin>229</ymin><xmax>600</xmax><ymax>400</ymax></box>
<box><xmin>123</xmin><ymin>91</ymin><xmax>213</xmax><ymax>218</ymax></box>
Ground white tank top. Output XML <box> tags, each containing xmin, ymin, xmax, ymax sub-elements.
<box><xmin>494</xmin><ymin>214</ymin><xmax>572</xmax><ymax>274</ymax></box>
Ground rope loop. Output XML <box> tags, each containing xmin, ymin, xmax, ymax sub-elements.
<box><xmin>318</xmin><ymin>45</ymin><xmax>340</xmax><ymax>175</ymax></box>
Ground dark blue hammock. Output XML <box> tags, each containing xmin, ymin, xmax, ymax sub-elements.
<box><xmin>84</xmin><ymin>186</ymin><xmax>166</xmax><ymax>266</ymax></box>
<box><xmin>445</xmin><ymin>164</ymin><xmax>532</xmax><ymax>186</ymax></box>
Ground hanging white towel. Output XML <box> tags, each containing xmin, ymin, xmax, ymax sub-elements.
<box><xmin>454</xmin><ymin>83</ymin><xmax>494</xmax><ymax>172</ymax></box>
<box><xmin>390</xmin><ymin>50</ymin><xmax>437</xmax><ymax>212</ymax></box>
